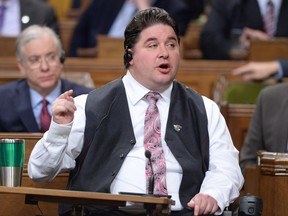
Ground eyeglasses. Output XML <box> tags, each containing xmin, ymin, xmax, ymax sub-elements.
<box><xmin>25</xmin><ymin>53</ymin><xmax>59</xmax><ymax>69</ymax></box>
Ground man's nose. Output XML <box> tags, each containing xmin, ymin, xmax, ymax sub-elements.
<box><xmin>158</xmin><ymin>46</ymin><xmax>169</xmax><ymax>58</ymax></box>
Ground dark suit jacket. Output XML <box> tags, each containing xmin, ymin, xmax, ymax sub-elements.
<box><xmin>20</xmin><ymin>0</ymin><xmax>59</xmax><ymax>35</ymax></box>
<box><xmin>200</xmin><ymin>0</ymin><xmax>288</xmax><ymax>59</ymax></box>
<box><xmin>68</xmin><ymin>0</ymin><xmax>193</xmax><ymax>57</ymax></box>
<box><xmin>280</xmin><ymin>59</ymin><xmax>288</xmax><ymax>77</ymax></box>
<box><xmin>240</xmin><ymin>82</ymin><xmax>288</xmax><ymax>171</ymax></box>
<box><xmin>0</xmin><ymin>79</ymin><xmax>93</xmax><ymax>132</ymax></box>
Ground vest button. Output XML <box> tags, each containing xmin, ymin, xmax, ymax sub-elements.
<box><xmin>120</xmin><ymin>154</ymin><xmax>124</xmax><ymax>159</ymax></box>
<box><xmin>130</xmin><ymin>139</ymin><xmax>136</xmax><ymax>145</ymax></box>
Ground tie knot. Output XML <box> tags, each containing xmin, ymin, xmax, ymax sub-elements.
<box><xmin>145</xmin><ymin>92</ymin><xmax>160</xmax><ymax>104</ymax></box>
<box><xmin>267</xmin><ymin>0</ymin><xmax>273</xmax><ymax>6</ymax></box>
<box><xmin>42</xmin><ymin>98</ymin><xmax>48</xmax><ymax>106</ymax></box>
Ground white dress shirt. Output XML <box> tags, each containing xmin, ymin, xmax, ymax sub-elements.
<box><xmin>28</xmin><ymin>71</ymin><xmax>244</xmax><ymax>213</ymax></box>
<box><xmin>257</xmin><ymin>0</ymin><xmax>282</xmax><ymax>36</ymax></box>
<box><xmin>108</xmin><ymin>1</ymin><xmax>136</xmax><ymax>38</ymax></box>
<box><xmin>0</xmin><ymin>0</ymin><xmax>20</xmax><ymax>36</ymax></box>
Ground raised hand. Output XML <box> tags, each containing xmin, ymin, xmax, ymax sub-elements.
<box><xmin>52</xmin><ymin>89</ymin><xmax>77</xmax><ymax>125</ymax></box>
<box><xmin>232</xmin><ymin>61</ymin><xmax>279</xmax><ymax>81</ymax></box>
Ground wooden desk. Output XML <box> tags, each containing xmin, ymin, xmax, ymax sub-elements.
<box><xmin>241</xmin><ymin>166</ymin><xmax>260</xmax><ymax>197</ymax></box>
<box><xmin>259</xmin><ymin>174</ymin><xmax>288</xmax><ymax>216</ymax></box>
<box><xmin>0</xmin><ymin>187</ymin><xmax>174</xmax><ymax>216</ymax></box>
<box><xmin>97</xmin><ymin>35</ymin><xmax>124</xmax><ymax>59</ymax></box>
<box><xmin>257</xmin><ymin>152</ymin><xmax>288</xmax><ymax>216</ymax></box>
<box><xmin>248</xmin><ymin>38</ymin><xmax>288</xmax><ymax>61</ymax></box>
<box><xmin>0</xmin><ymin>133</ymin><xmax>68</xmax><ymax>215</ymax></box>
<box><xmin>0</xmin><ymin>37</ymin><xmax>17</xmax><ymax>57</ymax></box>
<box><xmin>0</xmin><ymin>133</ymin><xmax>174</xmax><ymax>215</ymax></box>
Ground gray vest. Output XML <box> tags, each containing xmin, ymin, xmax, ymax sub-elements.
<box><xmin>66</xmin><ymin>79</ymin><xmax>209</xmax><ymax>212</ymax></box>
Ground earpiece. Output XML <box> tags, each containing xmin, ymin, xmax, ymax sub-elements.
<box><xmin>60</xmin><ymin>50</ymin><xmax>65</xmax><ymax>64</ymax></box>
<box><xmin>124</xmin><ymin>46</ymin><xmax>133</xmax><ymax>68</ymax></box>
<box><xmin>124</xmin><ymin>50</ymin><xmax>133</xmax><ymax>62</ymax></box>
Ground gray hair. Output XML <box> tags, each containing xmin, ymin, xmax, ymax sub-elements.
<box><xmin>16</xmin><ymin>25</ymin><xmax>62</xmax><ymax>61</ymax></box>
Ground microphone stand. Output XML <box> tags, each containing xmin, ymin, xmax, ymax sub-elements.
<box><xmin>145</xmin><ymin>150</ymin><xmax>159</xmax><ymax>216</ymax></box>
<box><xmin>120</xmin><ymin>151</ymin><xmax>172</xmax><ymax>215</ymax></box>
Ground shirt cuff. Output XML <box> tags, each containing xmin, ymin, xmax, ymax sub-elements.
<box><xmin>274</xmin><ymin>61</ymin><xmax>283</xmax><ymax>80</ymax></box>
<box><xmin>46</xmin><ymin>120</ymin><xmax>73</xmax><ymax>144</ymax></box>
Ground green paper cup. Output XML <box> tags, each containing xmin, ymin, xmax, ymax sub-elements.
<box><xmin>0</xmin><ymin>139</ymin><xmax>25</xmax><ymax>187</ymax></box>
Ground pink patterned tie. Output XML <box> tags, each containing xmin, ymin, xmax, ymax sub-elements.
<box><xmin>40</xmin><ymin>98</ymin><xmax>51</xmax><ymax>133</ymax></box>
<box><xmin>144</xmin><ymin>92</ymin><xmax>168</xmax><ymax>195</ymax></box>
<box><xmin>263</xmin><ymin>0</ymin><xmax>274</xmax><ymax>37</ymax></box>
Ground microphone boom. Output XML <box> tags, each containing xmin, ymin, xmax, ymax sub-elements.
<box><xmin>145</xmin><ymin>150</ymin><xmax>155</xmax><ymax>195</ymax></box>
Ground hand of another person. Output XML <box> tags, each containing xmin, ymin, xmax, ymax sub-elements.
<box><xmin>187</xmin><ymin>193</ymin><xmax>219</xmax><ymax>215</ymax></box>
<box><xmin>232</xmin><ymin>61</ymin><xmax>279</xmax><ymax>81</ymax></box>
<box><xmin>52</xmin><ymin>89</ymin><xmax>77</xmax><ymax>125</ymax></box>
<box><xmin>240</xmin><ymin>27</ymin><xmax>270</xmax><ymax>48</ymax></box>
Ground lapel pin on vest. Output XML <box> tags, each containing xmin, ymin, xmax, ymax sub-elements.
<box><xmin>173</xmin><ymin>124</ymin><xmax>182</xmax><ymax>132</ymax></box>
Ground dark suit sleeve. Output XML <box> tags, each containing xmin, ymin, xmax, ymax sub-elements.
<box><xmin>184</xmin><ymin>0</ymin><xmax>204</xmax><ymax>20</ymax></box>
<box><xmin>68</xmin><ymin>0</ymin><xmax>123</xmax><ymax>57</ymax></box>
<box><xmin>239</xmin><ymin>92</ymin><xmax>266</xmax><ymax>172</ymax></box>
<box><xmin>21</xmin><ymin>0</ymin><xmax>60</xmax><ymax>36</ymax></box>
<box><xmin>44</xmin><ymin>5</ymin><xmax>60</xmax><ymax>36</ymax></box>
<box><xmin>68</xmin><ymin>1</ymin><xmax>96</xmax><ymax>57</ymax></box>
<box><xmin>279</xmin><ymin>59</ymin><xmax>288</xmax><ymax>77</ymax></box>
<box><xmin>155</xmin><ymin>0</ymin><xmax>192</xmax><ymax>35</ymax></box>
<box><xmin>200</xmin><ymin>0</ymin><xmax>237</xmax><ymax>59</ymax></box>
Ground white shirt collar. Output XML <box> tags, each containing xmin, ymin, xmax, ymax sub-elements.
<box><xmin>30</xmin><ymin>80</ymin><xmax>62</xmax><ymax>108</ymax></box>
<box><xmin>122</xmin><ymin>70</ymin><xmax>172</xmax><ymax>106</ymax></box>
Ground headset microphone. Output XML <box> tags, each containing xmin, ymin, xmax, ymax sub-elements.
<box><xmin>124</xmin><ymin>46</ymin><xmax>133</xmax><ymax>68</ymax></box>
<box><xmin>60</xmin><ymin>50</ymin><xmax>65</xmax><ymax>64</ymax></box>
<box><xmin>145</xmin><ymin>150</ymin><xmax>155</xmax><ymax>195</ymax></box>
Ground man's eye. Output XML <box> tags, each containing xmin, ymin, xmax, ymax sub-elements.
<box><xmin>29</xmin><ymin>57</ymin><xmax>39</xmax><ymax>64</ymax></box>
<box><xmin>48</xmin><ymin>54</ymin><xmax>57</xmax><ymax>61</ymax></box>
<box><xmin>167</xmin><ymin>43</ymin><xmax>176</xmax><ymax>48</ymax></box>
<box><xmin>148</xmin><ymin>44</ymin><xmax>157</xmax><ymax>48</ymax></box>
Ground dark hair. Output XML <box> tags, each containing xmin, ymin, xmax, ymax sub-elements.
<box><xmin>123</xmin><ymin>7</ymin><xmax>180</xmax><ymax>68</ymax></box>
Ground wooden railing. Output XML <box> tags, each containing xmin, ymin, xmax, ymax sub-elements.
<box><xmin>0</xmin><ymin>37</ymin><xmax>17</xmax><ymax>57</ymax></box>
<box><xmin>248</xmin><ymin>38</ymin><xmax>288</xmax><ymax>61</ymax></box>
<box><xmin>0</xmin><ymin>20</ymin><xmax>77</xmax><ymax>57</ymax></box>
<box><xmin>0</xmin><ymin>57</ymin><xmax>246</xmax><ymax>98</ymax></box>
<box><xmin>220</xmin><ymin>103</ymin><xmax>255</xmax><ymax>151</ymax></box>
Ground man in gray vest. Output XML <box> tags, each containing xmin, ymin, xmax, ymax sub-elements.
<box><xmin>28</xmin><ymin>7</ymin><xmax>244</xmax><ymax>216</ymax></box>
